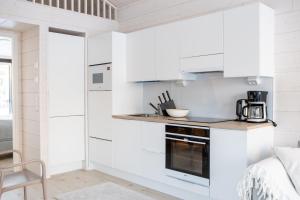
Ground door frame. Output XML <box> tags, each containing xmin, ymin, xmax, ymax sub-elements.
<box><xmin>0</xmin><ymin>29</ymin><xmax>22</xmax><ymax>161</ymax></box>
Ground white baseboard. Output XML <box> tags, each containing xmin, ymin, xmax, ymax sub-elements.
<box><xmin>49</xmin><ymin>161</ymin><xmax>84</xmax><ymax>176</ymax></box>
<box><xmin>89</xmin><ymin>162</ymin><xmax>209</xmax><ymax>200</ymax></box>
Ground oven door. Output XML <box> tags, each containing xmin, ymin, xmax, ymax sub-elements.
<box><xmin>88</xmin><ymin>64</ymin><xmax>112</xmax><ymax>91</ymax></box>
<box><xmin>165</xmin><ymin>133</ymin><xmax>209</xmax><ymax>186</ymax></box>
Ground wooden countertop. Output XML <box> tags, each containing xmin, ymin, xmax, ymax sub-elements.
<box><xmin>112</xmin><ymin>115</ymin><xmax>273</xmax><ymax>131</ymax></box>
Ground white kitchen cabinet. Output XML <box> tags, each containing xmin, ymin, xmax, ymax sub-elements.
<box><xmin>179</xmin><ymin>12</ymin><xmax>224</xmax><ymax>73</ymax></box>
<box><xmin>179</xmin><ymin>12</ymin><xmax>224</xmax><ymax>58</ymax></box>
<box><xmin>89</xmin><ymin>137</ymin><xmax>112</xmax><ymax>167</ymax></box>
<box><xmin>48</xmin><ymin>32</ymin><xmax>85</xmax><ymax>117</ymax></box>
<box><xmin>210</xmin><ymin>126</ymin><xmax>274</xmax><ymax>200</ymax></box>
<box><xmin>88</xmin><ymin>91</ymin><xmax>112</xmax><ymax>140</ymax></box>
<box><xmin>112</xmin><ymin>119</ymin><xmax>142</xmax><ymax>176</ymax></box>
<box><xmin>140</xmin><ymin>122</ymin><xmax>164</xmax><ymax>154</ymax></box>
<box><xmin>223</xmin><ymin>3</ymin><xmax>274</xmax><ymax>78</ymax></box>
<box><xmin>127</xmin><ymin>28</ymin><xmax>156</xmax><ymax>82</ymax></box>
<box><xmin>140</xmin><ymin>122</ymin><xmax>165</xmax><ymax>181</ymax></box>
<box><xmin>47</xmin><ymin>32</ymin><xmax>85</xmax><ymax>175</ymax></box>
<box><xmin>88</xmin><ymin>33</ymin><xmax>112</xmax><ymax>65</ymax></box>
<box><xmin>127</xmin><ymin>25</ymin><xmax>196</xmax><ymax>82</ymax></box>
<box><xmin>155</xmin><ymin>23</ymin><xmax>182</xmax><ymax>81</ymax></box>
<box><xmin>49</xmin><ymin>116</ymin><xmax>85</xmax><ymax>172</ymax></box>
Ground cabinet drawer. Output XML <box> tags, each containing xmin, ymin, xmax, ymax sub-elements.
<box><xmin>180</xmin><ymin>54</ymin><xmax>224</xmax><ymax>73</ymax></box>
<box><xmin>89</xmin><ymin>137</ymin><xmax>112</xmax><ymax>167</ymax></box>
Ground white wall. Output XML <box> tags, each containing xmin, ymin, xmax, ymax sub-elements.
<box><xmin>272</xmin><ymin>0</ymin><xmax>300</xmax><ymax>147</ymax></box>
<box><xmin>120</xmin><ymin>0</ymin><xmax>300</xmax><ymax>147</ymax></box>
<box><xmin>143</xmin><ymin>74</ymin><xmax>273</xmax><ymax>119</ymax></box>
<box><xmin>21</xmin><ymin>26</ymin><xmax>41</xmax><ymax>173</ymax></box>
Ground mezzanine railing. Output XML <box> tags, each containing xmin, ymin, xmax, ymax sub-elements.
<box><xmin>26</xmin><ymin>0</ymin><xmax>117</xmax><ymax>20</ymax></box>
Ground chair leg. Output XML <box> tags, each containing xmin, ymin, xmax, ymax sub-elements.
<box><xmin>42</xmin><ymin>180</ymin><xmax>47</xmax><ymax>200</ymax></box>
<box><xmin>24</xmin><ymin>187</ymin><xmax>27</xmax><ymax>200</ymax></box>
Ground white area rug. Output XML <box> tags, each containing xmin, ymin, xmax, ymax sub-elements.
<box><xmin>56</xmin><ymin>182</ymin><xmax>156</xmax><ymax>200</ymax></box>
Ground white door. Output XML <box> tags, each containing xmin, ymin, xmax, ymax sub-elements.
<box><xmin>49</xmin><ymin>116</ymin><xmax>85</xmax><ymax>167</ymax></box>
<box><xmin>88</xmin><ymin>91</ymin><xmax>112</xmax><ymax>140</ymax></box>
<box><xmin>127</xmin><ymin>28</ymin><xmax>156</xmax><ymax>82</ymax></box>
<box><xmin>155</xmin><ymin>23</ymin><xmax>181</xmax><ymax>80</ymax></box>
<box><xmin>48</xmin><ymin>32</ymin><xmax>85</xmax><ymax>117</ymax></box>
<box><xmin>179</xmin><ymin>12</ymin><xmax>224</xmax><ymax>58</ymax></box>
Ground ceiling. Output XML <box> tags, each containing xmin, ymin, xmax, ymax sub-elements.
<box><xmin>109</xmin><ymin>0</ymin><xmax>140</xmax><ymax>8</ymax></box>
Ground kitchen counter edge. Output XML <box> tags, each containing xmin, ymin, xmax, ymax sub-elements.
<box><xmin>112</xmin><ymin>115</ymin><xmax>273</xmax><ymax>131</ymax></box>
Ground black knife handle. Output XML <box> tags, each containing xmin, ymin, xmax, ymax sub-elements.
<box><xmin>162</xmin><ymin>93</ymin><xmax>167</xmax><ymax>102</ymax></box>
<box><xmin>166</xmin><ymin>90</ymin><xmax>171</xmax><ymax>100</ymax></box>
<box><xmin>158</xmin><ymin>96</ymin><xmax>163</xmax><ymax>103</ymax></box>
<box><xmin>149</xmin><ymin>103</ymin><xmax>158</xmax><ymax>111</ymax></box>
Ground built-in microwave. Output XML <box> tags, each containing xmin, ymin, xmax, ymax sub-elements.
<box><xmin>88</xmin><ymin>63</ymin><xmax>112</xmax><ymax>91</ymax></box>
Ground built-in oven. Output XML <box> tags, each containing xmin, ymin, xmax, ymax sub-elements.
<box><xmin>165</xmin><ymin>124</ymin><xmax>210</xmax><ymax>186</ymax></box>
<box><xmin>88</xmin><ymin>63</ymin><xmax>112</xmax><ymax>91</ymax></box>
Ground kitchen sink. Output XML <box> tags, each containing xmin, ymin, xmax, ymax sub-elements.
<box><xmin>129</xmin><ymin>114</ymin><xmax>159</xmax><ymax>118</ymax></box>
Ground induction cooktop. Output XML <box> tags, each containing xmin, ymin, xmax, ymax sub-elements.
<box><xmin>170</xmin><ymin>117</ymin><xmax>233</xmax><ymax>123</ymax></box>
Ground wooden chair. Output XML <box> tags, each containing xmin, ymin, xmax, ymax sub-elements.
<box><xmin>0</xmin><ymin>150</ymin><xmax>47</xmax><ymax>200</ymax></box>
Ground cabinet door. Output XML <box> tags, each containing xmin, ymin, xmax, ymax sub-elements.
<box><xmin>140</xmin><ymin>122</ymin><xmax>165</xmax><ymax>181</ymax></box>
<box><xmin>155</xmin><ymin>23</ymin><xmax>181</xmax><ymax>80</ymax></box>
<box><xmin>49</xmin><ymin>116</ymin><xmax>85</xmax><ymax>168</ymax></box>
<box><xmin>223</xmin><ymin>3</ymin><xmax>274</xmax><ymax>78</ymax></box>
<box><xmin>210</xmin><ymin>128</ymin><xmax>247</xmax><ymax>200</ymax></box>
<box><xmin>48</xmin><ymin>32</ymin><xmax>84</xmax><ymax>117</ymax></box>
<box><xmin>88</xmin><ymin>33</ymin><xmax>112</xmax><ymax>65</ymax></box>
<box><xmin>140</xmin><ymin>122</ymin><xmax>164</xmax><ymax>154</ymax></box>
<box><xmin>179</xmin><ymin>12</ymin><xmax>223</xmax><ymax>58</ymax></box>
<box><xmin>127</xmin><ymin>28</ymin><xmax>156</xmax><ymax>82</ymax></box>
<box><xmin>89</xmin><ymin>137</ymin><xmax>112</xmax><ymax>167</ymax></box>
<box><xmin>88</xmin><ymin>91</ymin><xmax>112</xmax><ymax>140</ymax></box>
<box><xmin>223</xmin><ymin>4</ymin><xmax>259</xmax><ymax>78</ymax></box>
<box><xmin>112</xmin><ymin>119</ymin><xmax>142</xmax><ymax>176</ymax></box>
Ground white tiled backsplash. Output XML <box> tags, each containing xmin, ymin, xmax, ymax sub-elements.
<box><xmin>143</xmin><ymin>73</ymin><xmax>274</xmax><ymax>119</ymax></box>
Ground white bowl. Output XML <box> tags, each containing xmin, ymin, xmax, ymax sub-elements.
<box><xmin>166</xmin><ymin>109</ymin><xmax>189</xmax><ymax>118</ymax></box>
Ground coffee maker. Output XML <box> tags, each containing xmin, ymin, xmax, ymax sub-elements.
<box><xmin>236</xmin><ymin>91</ymin><xmax>268</xmax><ymax>123</ymax></box>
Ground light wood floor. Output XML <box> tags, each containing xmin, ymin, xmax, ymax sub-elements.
<box><xmin>0</xmin><ymin>158</ymin><xmax>179</xmax><ymax>200</ymax></box>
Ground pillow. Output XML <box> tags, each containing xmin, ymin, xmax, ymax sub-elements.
<box><xmin>274</xmin><ymin>147</ymin><xmax>300</xmax><ymax>195</ymax></box>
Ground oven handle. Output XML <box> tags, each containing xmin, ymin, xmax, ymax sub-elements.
<box><xmin>166</xmin><ymin>132</ymin><xmax>209</xmax><ymax>140</ymax></box>
<box><xmin>165</xmin><ymin>137</ymin><xmax>207</xmax><ymax>145</ymax></box>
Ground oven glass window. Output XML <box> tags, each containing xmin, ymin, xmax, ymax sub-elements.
<box><xmin>166</xmin><ymin>139</ymin><xmax>209</xmax><ymax>178</ymax></box>
<box><xmin>93</xmin><ymin>73</ymin><xmax>103</xmax><ymax>84</ymax></box>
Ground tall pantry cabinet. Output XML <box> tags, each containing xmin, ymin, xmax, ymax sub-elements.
<box><xmin>47</xmin><ymin>32</ymin><xmax>85</xmax><ymax>175</ymax></box>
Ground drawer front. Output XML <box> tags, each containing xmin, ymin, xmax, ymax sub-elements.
<box><xmin>89</xmin><ymin>137</ymin><xmax>112</xmax><ymax>167</ymax></box>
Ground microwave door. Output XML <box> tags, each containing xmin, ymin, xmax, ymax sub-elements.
<box><xmin>88</xmin><ymin>65</ymin><xmax>112</xmax><ymax>91</ymax></box>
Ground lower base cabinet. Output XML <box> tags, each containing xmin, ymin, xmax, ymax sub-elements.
<box><xmin>89</xmin><ymin>137</ymin><xmax>112</xmax><ymax>167</ymax></box>
<box><xmin>91</xmin><ymin>119</ymin><xmax>274</xmax><ymax>200</ymax></box>
<box><xmin>112</xmin><ymin>119</ymin><xmax>142</xmax><ymax>176</ymax></box>
<box><xmin>210</xmin><ymin>127</ymin><xmax>274</xmax><ymax>200</ymax></box>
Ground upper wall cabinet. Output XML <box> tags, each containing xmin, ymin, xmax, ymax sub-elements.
<box><xmin>179</xmin><ymin>12</ymin><xmax>224</xmax><ymax>58</ymax></box>
<box><xmin>127</xmin><ymin>28</ymin><xmax>156</xmax><ymax>82</ymax></box>
<box><xmin>88</xmin><ymin>33</ymin><xmax>112</xmax><ymax>65</ymax></box>
<box><xmin>127</xmin><ymin>25</ymin><xmax>196</xmax><ymax>82</ymax></box>
<box><xmin>179</xmin><ymin>12</ymin><xmax>224</xmax><ymax>73</ymax></box>
<box><xmin>223</xmin><ymin>3</ymin><xmax>274</xmax><ymax>78</ymax></box>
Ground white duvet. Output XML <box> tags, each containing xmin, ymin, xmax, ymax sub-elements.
<box><xmin>237</xmin><ymin>157</ymin><xmax>300</xmax><ymax>200</ymax></box>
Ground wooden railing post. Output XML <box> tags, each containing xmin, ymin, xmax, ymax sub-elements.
<box><xmin>25</xmin><ymin>0</ymin><xmax>117</xmax><ymax>20</ymax></box>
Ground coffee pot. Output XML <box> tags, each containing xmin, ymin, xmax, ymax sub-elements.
<box><xmin>236</xmin><ymin>91</ymin><xmax>268</xmax><ymax>123</ymax></box>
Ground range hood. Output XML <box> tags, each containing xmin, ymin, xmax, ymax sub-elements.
<box><xmin>180</xmin><ymin>53</ymin><xmax>224</xmax><ymax>73</ymax></box>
